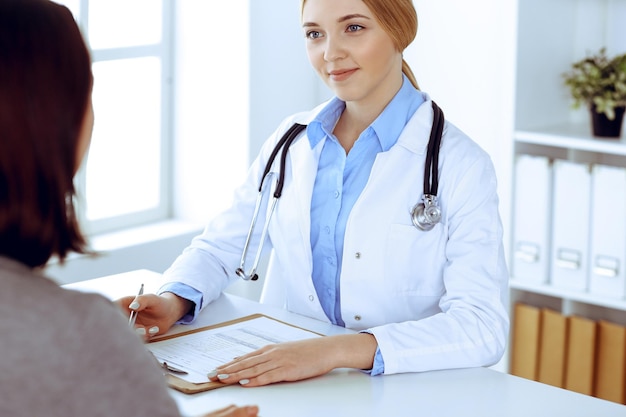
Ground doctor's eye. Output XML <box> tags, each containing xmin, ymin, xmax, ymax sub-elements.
<box><xmin>346</xmin><ymin>24</ymin><xmax>364</xmax><ymax>33</ymax></box>
<box><xmin>305</xmin><ymin>30</ymin><xmax>323</xmax><ymax>40</ymax></box>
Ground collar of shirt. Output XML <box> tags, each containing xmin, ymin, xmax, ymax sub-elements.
<box><xmin>306</xmin><ymin>75</ymin><xmax>425</xmax><ymax>150</ymax></box>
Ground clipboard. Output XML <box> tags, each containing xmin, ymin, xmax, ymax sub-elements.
<box><xmin>148</xmin><ymin>313</ymin><xmax>323</xmax><ymax>394</ymax></box>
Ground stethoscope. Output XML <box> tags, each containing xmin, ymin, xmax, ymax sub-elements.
<box><xmin>236</xmin><ymin>101</ymin><xmax>445</xmax><ymax>281</ymax></box>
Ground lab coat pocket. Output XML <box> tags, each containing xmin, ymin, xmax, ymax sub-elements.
<box><xmin>385</xmin><ymin>223</ymin><xmax>446</xmax><ymax>296</ymax></box>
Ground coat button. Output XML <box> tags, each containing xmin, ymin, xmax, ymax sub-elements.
<box><xmin>354</xmin><ymin>315</ymin><xmax>362</xmax><ymax>321</ymax></box>
<box><xmin>355</xmin><ymin>252</ymin><xmax>361</xmax><ymax>259</ymax></box>
<box><xmin>308</xmin><ymin>295</ymin><xmax>314</xmax><ymax>301</ymax></box>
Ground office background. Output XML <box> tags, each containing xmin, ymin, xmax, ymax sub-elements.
<box><xmin>47</xmin><ymin>0</ymin><xmax>516</xmax><ymax>287</ymax></box>
<box><xmin>45</xmin><ymin>0</ymin><xmax>626</xmax><ymax>395</ymax></box>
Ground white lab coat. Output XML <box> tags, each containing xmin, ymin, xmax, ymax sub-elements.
<box><xmin>163</xmin><ymin>96</ymin><xmax>510</xmax><ymax>375</ymax></box>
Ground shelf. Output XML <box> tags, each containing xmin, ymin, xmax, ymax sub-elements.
<box><xmin>515</xmin><ymin>124</ymin><xmax>626</xmax><ymax>156</ymax></box>
<box><xmin>507</xmin><ymin>0</ymin><xmax>626</xmax><ymax>380</ymax></box>
<box><xmin>510</xmin><ymin>279</ymin><xmax>626</xmax><ymax>312</ymax></box>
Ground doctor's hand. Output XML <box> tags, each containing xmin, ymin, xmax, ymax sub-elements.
<box><xmin>114</xmin><ymin>292</ymin><xmax>193</xmax><ymax>340</ymax></box>
<box><xmin>208</xmin><ymin>333</ymin><xmax>378</xmax><ymax>387</ymax></box>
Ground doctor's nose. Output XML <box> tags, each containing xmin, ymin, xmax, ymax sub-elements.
<box><xmin>323</xmin><ymin>36</ymin><xmax>346</xmax><ymax>62</ymax></box>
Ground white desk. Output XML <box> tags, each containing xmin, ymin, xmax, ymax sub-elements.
<box><xmin>65</xmin><ymin>270</ymin><xmax>626</xmax><ymax>417</ymax></box>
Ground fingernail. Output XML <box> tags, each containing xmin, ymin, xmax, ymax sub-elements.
<box><xmin>135</xmin><ymin>328</ymin><xmax>146</xmax><ymax>336</ymax></box>
<box><xmin>207</xmin><ymin>369</ymin><xmax>217</xmax><ymax>378</ymax></box>
<box><xmin>239</xmin><ymin>379</ymin><xmax>250</xmax><ymax>385</ymax></box>
<box><xmin>148</xmin><ymin>326</ymin><xmax>159</xmax><ymax>334</ymax></box>
<box><xmin>129</xmin><ymin>301</ymin><xmax>140</xmax><ymax>309</ymax></box>
<box><xmin>217</xmin><ymin>374</ymin><xmax>230</xmax><ymax>380</ymax></box>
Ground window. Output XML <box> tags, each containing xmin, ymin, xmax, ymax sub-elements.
<box><xmin>54</xmin><ymin>0</ymin><xmax>173</xmax><ymax>235</ymax></box>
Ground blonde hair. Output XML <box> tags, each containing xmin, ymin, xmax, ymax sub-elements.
<box><xmin>300</xmin><ymin>0</ymin><xmax>419</xmax><ymax>89</ymax></box>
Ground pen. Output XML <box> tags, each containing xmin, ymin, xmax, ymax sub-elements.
<box><xmin>128</xmin><ymin>283</ymin><xmax>144</xmax><ymax>327</ymax></box>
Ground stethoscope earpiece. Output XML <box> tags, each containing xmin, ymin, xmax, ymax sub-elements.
<box><xmin>411</xmin><ymin>194</ymin><xmax>442</xmax><ymax>231</ymax></box>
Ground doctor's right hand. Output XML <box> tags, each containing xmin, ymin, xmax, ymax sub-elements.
<box><xmin>114</xmin><ymin>292</ymin><xmax>193</xmax><ymax>340</ymax></box>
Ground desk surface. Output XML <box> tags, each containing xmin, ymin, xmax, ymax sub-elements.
<box><xmin>65</xmin><ymin>270</ymin><xmax>626</xmax><ymax>417</ymax></box>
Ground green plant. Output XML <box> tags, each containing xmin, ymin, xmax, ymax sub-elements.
<box><xmin>562</xmin><ymin>48</ymin><xmax>626</xmax><ymax>120</ymax></box>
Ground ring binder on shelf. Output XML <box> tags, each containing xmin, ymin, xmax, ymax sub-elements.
<box><xmin>550</xmin><ymin>160</ymin><xmax>591</xmax><ymax>292</ymax></box>
<box><xmin>511</xmin><ymin>155</ymin><xmax>553</xmax><ymax>284</ymax></box>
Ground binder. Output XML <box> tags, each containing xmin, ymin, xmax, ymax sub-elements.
<box><xmin>564</xmin><ymin>315</ymin><xmax>596</xmax><ymax>396</ymax></box>
<box><xmin>510</xmin><ymin>303</ymin><xmax>542</xmax><ymax>381</ymax></box>
<box><xmin>511</xmin><ymin>155</ymin><xmax>552</xmax><ymax>284</ymax></box>
<box><xmin>550</xmin><ymin>160</ymin><xmax>591</xmax><ymax>291</ymax></box>
<box><xmin>588</xmin><ymin>165</ymin><xmax>626</xmax><ymax>298</ymax></box>
<box><xmin>537</xmin><ymin>308</ymin><xmax>567</xmax><ymax>388</ymax></box>
<box><xmin>594</xmin><ymin>320</ymin><xmax>626</xmax><ymax>404</ymax></box>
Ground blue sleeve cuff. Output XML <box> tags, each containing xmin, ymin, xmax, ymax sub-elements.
<box><xmin>369</xmin><ymin>347</ymin><xmax>385</xmax><ymax>376</ymax></box>
<box><xmin>359</xmin><ymin>331</ymin><xmax>385</xmax><ymax>376</ymax></box>
<box><xmin>157</xmin><ymin>282</ymin><xmax>203</xmax><ymax>324</ymax></box>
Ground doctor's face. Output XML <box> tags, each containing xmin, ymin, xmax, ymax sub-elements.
<box><xmin>302</xmin><ymin>0</ymin><xmax>403</xmax><ymax>106</ymax></box>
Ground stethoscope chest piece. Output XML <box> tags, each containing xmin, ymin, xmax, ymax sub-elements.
<box><xmin>411</xmin><ymin>101</ymin><xmax>444</xmax><ymax>232</ymax></box>
<box><xmin>411</xmin><ymin>194</ymin><xmax>441</xmax><ymax>231</ymax></box>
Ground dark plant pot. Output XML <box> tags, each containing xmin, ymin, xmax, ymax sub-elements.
<box><xmin>590</xmin><ymin>104</ymin><xmax>625</xmax><ymax>138</ymax></box>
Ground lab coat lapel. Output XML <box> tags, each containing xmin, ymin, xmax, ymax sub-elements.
<box><xmin>288</xmin><ymin>136</ymin><xmax>322</xmax><ymax>251</ymax></box>
<box><xmin>394</xmin><ymin>98</ymin><xmax>435</xmax><ymax>155</ymax></box>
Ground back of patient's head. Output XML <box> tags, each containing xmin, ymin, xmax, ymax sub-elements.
<box><xmin>0</xmin><ymin>0</ymin><xmax>92</xmax><ymax>268</ymax></box>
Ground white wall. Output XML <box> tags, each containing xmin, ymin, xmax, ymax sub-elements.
<box><xmin>406</xmin><ymin>0</ymin><xmax>518</xmax><ymax>373</ymax></box>
<box><xmin>407</xmin><ymin>0</ymin><xmax>518</xmax><ymax>260</ymax></box>
<box><xmin>173</xmin><ymin>0</ymin><xmax>324</xmax><ymax>221</ymax></box>
<box><xmin>248</xmin><ymin>0</ymin><xmax>327</xmax><ymax>163</ymax></box>
<box><xmin>172</xmin><ymin>2</ymin><xmax>250</xmax><ymax>224</ymax></box>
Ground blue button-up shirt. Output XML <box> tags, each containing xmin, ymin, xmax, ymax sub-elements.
<box><xmin>160</xmin><ymin>75</ymin><xmax>424</xmax><ymax>375</ymax></box>
<box><xmin>307</xmin><ymin>76</ymin><xmax>424</xmax><ymax>374</ymax></box>
<box><xmin>307</xmin><ymin>76</ymin><xmax>424</xmax><ymax>327</ymax></box>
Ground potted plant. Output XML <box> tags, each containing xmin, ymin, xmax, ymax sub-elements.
<box><xmin>562</xmin><ymin>48</ymin><xmax>626</xmax><ymax>138</ymax></box>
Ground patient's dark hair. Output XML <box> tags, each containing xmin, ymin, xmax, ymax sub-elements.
<box><xmin>0</xmin><ymin>0</ymin><xmax>93</xmax><ymax>267</ymax></box>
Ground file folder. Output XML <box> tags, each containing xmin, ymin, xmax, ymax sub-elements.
<box><xmin>510</xmin><ymin>303</ymin><xmax>541</xmax><ymax>381</ymax></box>
<box><xmin>564</xmin><ymin>315</ymin><xmax>596</xmax><ymax>396</ymax></box>
<box><xmin>511</xmin><ymin>155</ymin><xmax>552</xmax><ymax>284</ymax></box>
<box><xmin>588</xmin><ymin>165</ymin><xmax>626</xmax><ymax>298</ymax></box>
<box><xmin>550</xmin><ymin>160</ymin><xmax>591</xmax><ymax>291</ymax></box>
<box><xmin>537</xmin><ymin>308</ymin><xmax>567</xmax><ymax>388</ymax></box>
<box><xmin>594</xmin><ymin>320</ymin><xmax>626</xmax><ymax>404</ymax></box>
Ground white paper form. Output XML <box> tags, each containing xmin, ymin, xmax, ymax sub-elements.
<box><xmin>147</xmin><ymin>316</ymin><xmax>321</xmax><ymax>383</ymax></box>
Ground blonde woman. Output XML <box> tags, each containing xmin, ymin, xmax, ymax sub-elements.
<box><xmin>119</xmin><ymin>0</ymin><xmax>509</xmax><ymax>387</ymax></box>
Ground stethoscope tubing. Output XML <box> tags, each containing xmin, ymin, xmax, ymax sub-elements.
<box><xmin>260</xmin><ymin>123</ymin><xmax>307</xmax><ymax>197</ymax></box>
<box><xmin>236</xmin><ymin>172</ymin><xmax>276</xmax><ymax>281</ymax></box>
<box><xmin>237</xmin><ymin>124</ymin><xmax>306</xmax><ymax>280</ymax></box>
<box><xmin>424</xmin><ymin>101</ymin><xmax>444</xmax><ymax>196</ymax></box>
<box><xmin>237</xmin><ymin>102</ymin><xmax>444</xmax><ymax>279</ymax></box>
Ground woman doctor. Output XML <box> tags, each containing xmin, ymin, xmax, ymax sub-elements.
<box><xmin>118</xmin><ymin>0</ymin><xmax>509</xmax><ymax>386</ymax></box>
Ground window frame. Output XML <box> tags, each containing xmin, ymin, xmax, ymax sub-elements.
<box><xmin>70</xmin><ymin>0</ymin><xmax>174</xmax><ymax>235</ymax></box>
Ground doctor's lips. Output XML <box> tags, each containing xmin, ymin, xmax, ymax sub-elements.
<box><xmin>329</xmin><ymin>68</ymin><xmax>358</xmax><ymax>81</ymax></box>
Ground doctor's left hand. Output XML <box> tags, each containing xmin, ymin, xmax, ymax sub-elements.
<box><xmin>207</xmin><ymin>333</ymin><xmax>377</xmax><ymax>387</ymax></box>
